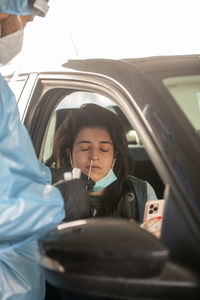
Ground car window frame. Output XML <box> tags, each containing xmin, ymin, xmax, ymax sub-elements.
<box><xmin>18</xmin><ymin>69</ymin><xmax>200</xmax><ymax>273</ymax></box>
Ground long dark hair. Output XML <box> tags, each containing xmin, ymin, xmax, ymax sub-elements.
<box><xmin>50</xmin><ymin>103</ymin><xmax>134</xmax><ymax>217</ymax></box>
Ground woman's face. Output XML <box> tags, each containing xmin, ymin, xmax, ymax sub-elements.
<box><xmin>72</xmin><ymin>127</ymin><xmax>115</xmax><ymax>182</ymax></box>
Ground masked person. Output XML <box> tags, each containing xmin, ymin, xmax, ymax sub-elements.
<box><xmin>0</xmin><ymin>1</ymin><xmax>90</xmax><ymax>300</ymax></box>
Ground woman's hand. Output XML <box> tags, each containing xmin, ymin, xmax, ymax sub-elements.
<box><xmin>140</xmin><ymin>216</ymin><xmax>162</xmax><ymax>238</ymax></box>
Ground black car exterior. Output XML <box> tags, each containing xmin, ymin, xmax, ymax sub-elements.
<box><xmin>14</xmin><ymin>54</ymin><xmax>200</xmax><ymax>299</ymax></box>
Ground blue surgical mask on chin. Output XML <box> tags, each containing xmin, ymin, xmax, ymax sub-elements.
<box><xmin>92</xmin><ymin>169</ymin><xmax>117</xmax><ymax>192</ymax></box>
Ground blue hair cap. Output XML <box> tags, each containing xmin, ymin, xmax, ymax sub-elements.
<box><xmin>0</xmin><ymin>0</ymin><xmax>49</xmax><ymax>17</ymax></box>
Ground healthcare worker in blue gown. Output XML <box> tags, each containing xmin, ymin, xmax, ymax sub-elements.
<box><xmin>0</xmin><ymin>1</ymin><xmax>88</xmax><ymax>300</ymax></box>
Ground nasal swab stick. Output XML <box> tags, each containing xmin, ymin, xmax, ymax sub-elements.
<box><xmin>88</xmin><ymin>160</ymin><xmax>93</xmax><ymax>179</ymax></box>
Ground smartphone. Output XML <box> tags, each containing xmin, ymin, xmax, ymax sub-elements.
<box><xmin>143</xmin><ymin>199</ymin><xmax>165</xmax><ymax>233</ymax></box>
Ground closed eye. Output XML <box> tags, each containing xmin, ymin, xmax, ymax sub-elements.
<box><xmin>100</xmin><ymin>148</ymin><xmax>109</xmax><ymax>152</ymax></box>
<box><xmin>80</xmin><ymin>147</ymin><xmax>89</xmax><ymax>151</ymax></box>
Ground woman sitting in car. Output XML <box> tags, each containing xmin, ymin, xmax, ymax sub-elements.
<box><xmin>47</xmin><ymin>103</ymin><xmax>157</xmax><ymax>223</ymax></box>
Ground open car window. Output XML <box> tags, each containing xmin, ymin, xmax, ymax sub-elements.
<box><xmin>41</xmin><ymin>90</ymin><xmax>164</xmax><ymax>199</ymax></box>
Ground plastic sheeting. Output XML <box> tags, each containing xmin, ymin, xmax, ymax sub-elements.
<box><xmin>0</xmin><ymin>74</ymin><xmax>65</xmax><ymax>299</ymax></box>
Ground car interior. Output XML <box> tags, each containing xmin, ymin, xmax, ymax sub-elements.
<box><xmin>41</xmin><ymin>91</ymin><xmax>164</xmax><ymax>199</ymax></box>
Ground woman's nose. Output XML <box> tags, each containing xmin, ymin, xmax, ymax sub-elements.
<box><xmin>89</xmin><ymin>148</ymin><xmax>99</xmax><ymax>160</ymax></box>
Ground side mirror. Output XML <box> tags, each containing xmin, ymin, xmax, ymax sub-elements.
<box><xmin>38</xmin><ymin>218</ymin><xmax>169</xmax><ymax>296</ymax></box>
<box><xmin>38</xmin><ymin>218</ymin><xmax>200</xmax><ymax>299</ymax></box>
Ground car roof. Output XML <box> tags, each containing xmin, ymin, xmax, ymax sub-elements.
<box><xmin>64</xmin><ymin>54</ymin><xmax>200</xmax><ymax>77</ymax></box>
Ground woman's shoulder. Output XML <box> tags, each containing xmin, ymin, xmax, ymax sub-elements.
<box><xmin>126</xmin><ymin>176</ymin><xmax>147</xmax><ymax>223</ymax></box>
<box><xmin>128</xmin><ymin>175</ymin><xmax>157</xmax><ymax>201</ymax></box>
<box><xmin>127</xmin><ymin>175</ymin><xmax>147</xmax><ymax>200</ymax></box>
<box><xmin>128</xmin><ymin>175</ymin><xmax>147</xmax><ymax>187</ymax></box>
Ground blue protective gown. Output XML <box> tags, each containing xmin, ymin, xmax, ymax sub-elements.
<box><xmin>0</xmin><ymin>0</ymin><xmax>49</xmax><ymax>16</ymax></box>
<box><xmin>0</xmin><ymin>74</ymin><xmax>65</xmax><ymax>299</ymax></box>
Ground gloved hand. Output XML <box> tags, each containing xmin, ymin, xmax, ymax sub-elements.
<box><xmin>51</xmin><ymin>167</ymin><xmax>95</xmax><ymax>190</ymax></box>
<box><xmin>56</xmin><ymin>178</ymin><xmax>91</xmax><ymax>222</ymax></box>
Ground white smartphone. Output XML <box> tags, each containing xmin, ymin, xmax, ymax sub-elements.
<box><xmin>143</xmin><ymin>199</ymin><xmax>165</xmax><ymax>233</ymax></box>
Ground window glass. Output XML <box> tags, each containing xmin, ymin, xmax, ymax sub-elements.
<box><xmin>43</xmin><ymin>112</ymin><xmax>56</xmax><ymax>163</ymax></box>
<box><xmin>163</xmin><ymin>75</ymin><xmax>200</xmax><ymax>131</ymax></box>
<box><xmin>57</xmin><ymin>91</ymin><xmax>116</xmax><ymax>109</ymax></box>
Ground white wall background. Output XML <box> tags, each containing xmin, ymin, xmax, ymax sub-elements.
<box><xmin>20</xmin><ymin>0</ymin><xmax>200</xmax><ymax>71</ymax></box>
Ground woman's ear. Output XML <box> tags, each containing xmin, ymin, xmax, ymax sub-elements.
<box><xmin>112</xmin><ymin>158</ymin><xmax>116</xmax><ymax>169</ymax></box>
<box><xmin>112</xmin><ymin>151</ymin><xmax>118</xmax><ymax>169</ymax></box>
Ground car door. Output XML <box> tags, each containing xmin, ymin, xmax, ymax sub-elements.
<box><xmin>64</xmin><ymin>56</ymin><xmax>200</xmax><ymax>274</ymax></box>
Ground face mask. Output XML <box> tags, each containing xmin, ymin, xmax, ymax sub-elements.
<box><xmin>0</xmin><ymin>28</ymin><xmax>24</xmax><ymax>66</ymax></box>
<box><xmin>92</xmin><ymin>168</ymin><xmax>117</xmax><ymax>192</ymax></box>
<box><xmin>0</xmin><ymin>15</ymin><xmax>24</xmax><ymax>66</ymax></box>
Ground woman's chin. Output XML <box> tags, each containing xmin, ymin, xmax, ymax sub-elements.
<box><xmin>81</xmin><ymin>169</ymin><xmax>104</xmax><ymax>182</ymax></box>
<box><xmin>90</xmin><ymin>175</ymin><xmax>101</xmax><ymax>182</ymax></box>
<box><xmin>81</xmin><ymin>171</ymin><xmax>97</xmax><ymax>182</ymax></box>
<box><xmin>90</xmin><ymin>176</ymin><xmax>98</xmax><ymax>182</ymax></box>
